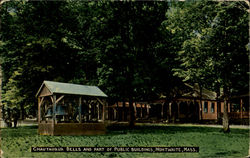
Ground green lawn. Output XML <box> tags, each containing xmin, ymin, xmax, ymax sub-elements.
<box><xmin>1</xmin><ymin>124</ymin><xmax>249</xmax><ymax>158</ymax></box>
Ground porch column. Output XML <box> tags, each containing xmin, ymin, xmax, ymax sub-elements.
<box><xmin>199</xmin><ymin>101</ymin><xmax>202</xmax><ymax>121</ymax></box>
<box><xmin>146</xmin><ymin>104</ymin><xmax>149</xmax><ymax>118</ymax></box>
<box><xmin>140</xmin><ymin>103</ymin><xmax>143</xmax><ymax>118</ymax></box>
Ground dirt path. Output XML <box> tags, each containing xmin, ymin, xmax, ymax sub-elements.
<box><xmin>166</xmin><ymin>123</ymin><xmax>249</xmax><ymax>129</ymax></box>
<box><xmin>135</xmin><ymin>122</ymin><xmax>249</xmax><ymax>129</ymax></box>
<box><xmin>4</xmin><ymin>119</ymin><xmax>249</xmax><ymax>130</ymax></box>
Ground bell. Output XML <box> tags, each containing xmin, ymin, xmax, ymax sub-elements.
<box><xmin>56</xmin><ymin>105</ymin><xmax>67</xmax><ymax>116</ymax></box>
<box><xmin>45</xmin><ymin>108</ymin><xmax>52</xmax><ymax>118</ymax></box>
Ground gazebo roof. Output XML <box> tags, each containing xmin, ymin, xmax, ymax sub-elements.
<box><xmin>36</xmin><ymin>80</ymin><xmax>108</xmax><ymax>97</ymax></box>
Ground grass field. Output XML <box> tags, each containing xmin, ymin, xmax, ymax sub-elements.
<box><xmin>1</xmin><ymin>124</ymin><xmax>249</xmax><ymax>158</ymax></box>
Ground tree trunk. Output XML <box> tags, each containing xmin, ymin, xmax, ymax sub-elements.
<box><xmin>0</xmin><ymin>65</ymin><xmax>3</xmax><ymax>127</ymax></box>
<box><xmin>198</xmin><ymin>83</ymin><xmax>203</xmax><ymax>122</ymax></box>
<box><xmin>216</xmin><ymin>88</ymin><xmax>221</xmax><ymax>123</ymax></box>
<box><xmin>223</xmin><ymin>88</ymin><xmax>230</xmax><ymax>133</ymax></box>
<box><xmin>21</xmin><ymin>104</ymin><xmax>25</xmax><ymax>120</ymax></box>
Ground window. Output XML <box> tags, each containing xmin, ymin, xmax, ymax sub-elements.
<box><xmin>231</xmin><ymin>99</ymin><xmax>241</xmax><ymax>112</ymax></box>
<box><xmin>211</xmin><ymin>103</ymin><xmax>215</xmax><ymax>113</ymax></box>
<box><xmin>204</xmin><ymin>102</ymin><xmax>208</xmax><ymax>113</ymax></box>
<box><xmin>243</xmin><ymin>97</ymin><xmax>249</xmax><ymax>112</ymax></box>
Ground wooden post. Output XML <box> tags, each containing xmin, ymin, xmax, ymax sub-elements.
<box><xmin>89</xmin><ymin>102</ymin><xmax>91</xmax><ymax>121</ymax></box>
<box><xmin>102</xmin><ymin>100</ymin><xmax>105</xmax><ymax>121</ymax></box>
<box><xmin>38</xmin><ymin>97</ymin><xmax>41</xmax><ymax>123</ymax></box>
<box><xmin>96</xmin><ymin>97</ymin><xmax>105</xmax><ymax>122</ymax></box>
<box><xmin>38</xmin><ymin>97</ymin><xmax>44</xmax><ymax>123</ymax></box>
<box><xmin>79</xmin><ymin>96</ymin><xmax>82</xmax><ymax>123</ymax></box>
<box><xmin>97</xmin><ymin>102</ymin><xmax>100</xmax><ymax>121</ymax></box>
<box><xmin>52</xmin><ymin>95</ymin><xmax>57</xmax><ymax>125</ymax></box>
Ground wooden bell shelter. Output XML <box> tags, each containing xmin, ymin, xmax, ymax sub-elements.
<box><xmin>36</xmin><ymin>81</ymin><xmax>108</xmax><ymax>135</ymax></box>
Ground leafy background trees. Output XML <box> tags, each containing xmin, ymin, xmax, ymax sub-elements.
<box><xmin>0</xmin><ymin>0</ymin><xmax>248</xmax><ymax>130</ymax></box>
<box><xmin>165</xmin><ymin>1</ymin><xmax>248</xmax><ymax>132</ymax></box>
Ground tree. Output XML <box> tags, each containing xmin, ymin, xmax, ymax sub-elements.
<box><xmin>1</xmin><ymin>1</ymin><xmax>174</xmax><ymax>126</ymax></box>
<box><xmin>0</xmin><ymin>1</ymin><xmax>82</xmax><ymax>117</ymax></box>
<box><xmin>93</xmin><ymin>1</ymin><xmax>170</xmax><ymax>127</ymax></box>
<box><xmin>166</xmin><ymin>0</ymin><xmax>248</xmax><ymax>132</ymax></box>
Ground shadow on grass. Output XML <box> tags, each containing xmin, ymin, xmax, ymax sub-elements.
<box><xmin>2</xmin><ymin>124</ymin><xmax>247</xmax><ymax>138</ymax></box>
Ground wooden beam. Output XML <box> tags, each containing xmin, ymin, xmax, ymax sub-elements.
<box><xmin>45</xmin><ymin>104</ymin><xmax>53</xmax><ymax>114</ymax></box>
<box><xmin>38</xmin><ymin>97</ymin><xmax>45</xmax><ymax>107</ymax></box>
<box><xmin>50</xmin><ymin>96</ymin><xmax>54</xmax><ymax>103</ymax></box>
<box><xmin>96</xmin><ymin>97</ymin><xmax>105</xmax><ymax>106</ymax></box>
<box><xmin>39</xmin><ymin>94</ymin><xmax>53</xmax><ymax>97</ymax></box>
<box><xmin>55</xmin><ymin>95</ymin><xmax>64</xmax><ymax>104</ymax></box>
<box><xmin>96</xmin><ymin>97</ymin><xmax>106</xmax><ymax>121</ymax></box>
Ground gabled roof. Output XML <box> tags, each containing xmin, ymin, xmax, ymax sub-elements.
<box><xmin>36</xmin><ymin>81</ymin><xmax>108</xmax><ymax>97</ymax></box>
<box><xmin>183</xmin><ymin>83</ymin><xmax>217</xmax><ymax>100</ymax></box>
